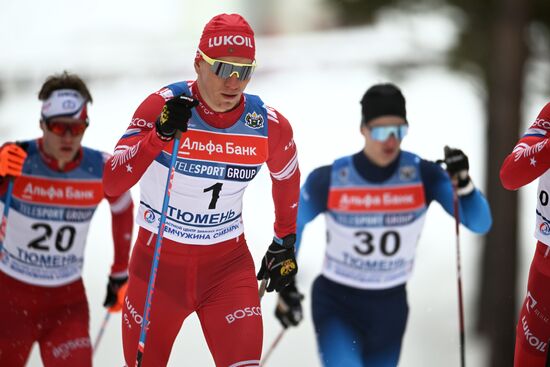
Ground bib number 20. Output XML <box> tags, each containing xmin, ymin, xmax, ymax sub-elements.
<box><xmin>28</xmin><ymin>223</ymin><xmax>76</xmax><ymax>252</ymax></box>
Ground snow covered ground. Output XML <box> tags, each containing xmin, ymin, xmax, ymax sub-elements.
<box><xmin>0</xmin><ymin>2</ymin><xmax>543</xmax><ymax>366</ymax></box>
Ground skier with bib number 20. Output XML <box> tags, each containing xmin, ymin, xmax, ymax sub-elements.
<box><xmin>0</xmin><ymin>71</ymin><xmax>134</xmax><ymax>367</ymax></box>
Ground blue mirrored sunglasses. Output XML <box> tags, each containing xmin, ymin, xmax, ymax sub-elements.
<box><xmin>369</xmin><ymin>125</ymin><xmax>408</xmax><ymax>142</ymax></box>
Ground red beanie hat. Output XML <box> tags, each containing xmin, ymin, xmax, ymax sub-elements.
<box><xmin>198</xmin><ymin>13</ymin><xmax>255</xmax><ymax>61</ymax></box>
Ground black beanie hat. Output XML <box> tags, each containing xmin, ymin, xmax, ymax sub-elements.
<box><xmin>360</xmin><ymin>83</ymin><xmax>407</xmax><ymax>125</ymax></box>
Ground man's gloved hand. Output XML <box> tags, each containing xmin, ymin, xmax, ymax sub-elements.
<box><xmin>275</xmin><ymin>281</ymin><xmax>304</xmax><ymax>328</ymax></box>
<box><xmin>0</xmin><ymin>143</ymin><xmax>27</xmax><ymax>177</ymax></box>
<box><xmin>443</xmin><ymin>146</ymin><xmax>474</xmax><ymax>196</ymax></box>
<box><xmin>155</xmin><ymin>95</ymin><xmax>199</xmax><ymax>139</ymax></box>
<box><xmin>257</xmin><ymin>234</ymin><xmax>298</xmax><ymax>292</ymax></box>
<box><xmin>103</xmin><ymin>275</ymin><xmax>128</xmax><ymax>312</ymax></box>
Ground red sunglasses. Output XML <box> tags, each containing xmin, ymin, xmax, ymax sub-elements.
<box><xmin>45</xmin><ymin>120</ymin><xmax>88</xmax><ymax>137</ymax></box>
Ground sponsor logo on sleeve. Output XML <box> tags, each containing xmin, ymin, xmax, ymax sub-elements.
<box><xmin>532</xmin><ymin>118</ymin><xmax>550</xmax><ymax>131</ymax></box>
<box><xmin>129</xmin><ymin>118</ymin><xmax>154</xmax><ymax>130</ymax></box>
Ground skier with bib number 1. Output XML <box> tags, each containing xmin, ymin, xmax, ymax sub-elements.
<box><xmin>102</xmin><ymin>13</ymin><xmax>300</xmax><ymax>367</ymax></box>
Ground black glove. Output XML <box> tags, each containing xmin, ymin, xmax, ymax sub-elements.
<box><xmin>155</xmin><ymin>94</ymin><xmax>199</xmax><ymax>139</ymax></box>
<box><xmin>256</xmin><ymin>234</ymin><xmax>298</xmax><ymax>292</ymax></box>
<box><xmin>103</xmin><ymin>275</ymin><xmax>128</xmax><ymax>308</ymax></box>
<box><xmin>275</xmin><ymin>281</ymin><xmax>304</xmax><ymax>328</ymax></box>
<box><xmin>443</xmin><ymin>146</ymin><xmax>474</xmax><ymax>196</ymax></box>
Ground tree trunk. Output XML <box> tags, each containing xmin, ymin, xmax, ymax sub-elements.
<box><xmin>477</xmin><ymin>0</ymin><xmax>530</xmax><ymax>366</ymax></box>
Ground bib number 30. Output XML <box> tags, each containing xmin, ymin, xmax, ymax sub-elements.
<box><xmin>353</xmin><ymin>230</ymin><xmax>400</xmax><ymax>256</ymax></box>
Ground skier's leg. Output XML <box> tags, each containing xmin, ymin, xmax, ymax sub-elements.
<box><xmin>315</xmin><ymin>317</ymin><xmax>364</xmax><ymax>367</ymax></box>
<box><xmin>196</xmin><ymin>241</ymin><xmax>262</xmax><ymax>367</ymax></box>
<box><xmin>38</xmin><ymin>298</ymin><xmax>92</xmax><ymax>367</ymax></box>
<box><xmin>311</xmin><ymin>276</ymin><xmax>363</xmax><ymax>367</ymax></box>
<box><xmin>360</xmin><ymin>285</ymin><xmax>408</xmax><ymax>367</ymax></box>
<box><xmin>121</xmin><ymin>234</ymin><xmax>191</xmax><ymax>367</ymax></box>
<box><xmin>514</xmin><ymin>242</ymin><xmax>550</xmax><ymax>367</ymax></box>
<box><xmin>311</xmin><ymin>275</ymin><xmax>408</xmax><ymax>367</ymax></box>
<box><xmin>0</xmin><ymin>272</ymin><xmax>36</xmax><ymax>367</ymax></box>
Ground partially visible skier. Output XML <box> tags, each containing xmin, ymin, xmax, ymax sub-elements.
<box><xmin>501</xmin><ymin>101</ymin><xmax>550</xmax><ymax>367</ymax></box>
<box><xmin>0</xmin><ymin>71</ymin><xmax>134</xmax><ymax>367</ymax></box>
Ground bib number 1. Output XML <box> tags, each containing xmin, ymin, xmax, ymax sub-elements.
<box><xmin>203</xmin><ymin>182</ymin><xmax>223</xmax><ymax>209</ymax></box>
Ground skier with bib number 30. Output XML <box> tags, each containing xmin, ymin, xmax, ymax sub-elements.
<box><xmin>273</xmin><ymin>83</ymin><xmax>492</xmax><ymax>367</ymax></box>
<box><xmin>102</xmin><ymin>13</ymin><xmax>300</xmax><ymax>367</ymax></box>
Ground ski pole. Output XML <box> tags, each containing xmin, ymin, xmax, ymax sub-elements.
<box><xmin>95</xmin><ymin>282</ymin><xmax>128</xmax><ymax>356</ymax></box>
<box><xmin>258</xmin><ymin>279</ymin><xmax>267</xmax><ymax>299</ymax></box>
<box><xmin>438</xmin><ymin>147</ymin><xmax>466</xmax><ymax>367</ymax></box>
<box><xmin>0</xmin><ymin>177</ymin><xmax>15</xmax><ymax>257</ymax></box>
<box><xmin>261</xmin><ymin>329</ymin><xmax>285</xmax><ymax>366</ymax></box>
<box><xmin>258</xmin><ymin>258</ymin><xmax>275</xmax><ymax>300</ymax></box>
<box><xmin>451</xmin><ymin>180</ymin><xmax>466</xmax><ymax>367</ymax></box>
<box><xmin>93</xmin><ymin>311</ymin><xmax>111</xmax><ymax>355</ymax></box>
<box><xmin>135</xmin><ymin>131</ymin><xmax>182</xmax><ymax>367</ymax></box>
